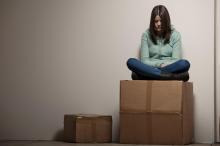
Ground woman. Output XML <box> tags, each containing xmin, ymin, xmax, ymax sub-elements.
<box><xmin>127</xmin><ymin>5</ymin><xmax>190</xmax><ymax>81</ymax></box>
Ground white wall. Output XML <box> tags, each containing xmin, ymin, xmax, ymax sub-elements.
<box><xmin>216</xmin><ymin>0</ymin><xmax>220</xmax><ymax>142</ymax></box>
<box><xmin>0</xmin><ymin>0</ymin><xmax>215</xmax><ymax>143</ymax></box>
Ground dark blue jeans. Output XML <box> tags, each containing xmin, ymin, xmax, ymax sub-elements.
<box><xmin>127</xmin><ymin>58</ymin><xmax>190</xmax><ymax>79</ymax></box>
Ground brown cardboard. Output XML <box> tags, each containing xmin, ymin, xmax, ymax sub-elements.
<box><xmin>120</xmin><ymin>112</ymin><xmax>186</xmax><ymax>144</ymax></box>
<box><xmin>151</xmin><ymin>113</ymin><xmax>183</xmax><ymax>144</ymax></box>
<box><xmin>64</xmin><ymin>114</ymin><xmax>112</xmax><ymax>143</ymax></box>
<box><xmin>119</xmin><ymin>112</ymin><xmax>151</xmax><ymax>144</ymax></box>
<box><xmin>182</xmin><ymin>82</ymin><xmax>194</xmax><ymax>143</ymax></box>
<box><xmin>120</xmin><ymin>80</ymin><xmax>185</xmax><ymax>113</ymax></box>
<box><xmin>64</xmin><ymin>115</ymin><xmax>76</xmax><ymax>142</ymax></box>
<box><xmin>119</xmin><ymin>80</ymin><xmax>193</xmax><ymax>145</ymax></box>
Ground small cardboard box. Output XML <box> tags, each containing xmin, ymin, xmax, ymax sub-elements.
<box><xmin>119</xmin><ymin>80</ymin><xmax>193</xmax><ymax>145</ymax></box>
<box><xmin>64</xmin><ymin>114</ymin><xmax>112</xmax><ymax>143</ymax></box>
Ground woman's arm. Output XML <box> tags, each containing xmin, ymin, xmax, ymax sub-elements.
<box><xmin>162</xmin><ymin>31</ymin><xmax>182</xmax><ymax>65</ymax></box>
<box><xmin>140</xmin><ymin>32</ymin><xmax>164</xmax><ymax>67</ymax></box>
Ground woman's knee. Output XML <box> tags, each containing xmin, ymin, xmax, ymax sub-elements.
<box><xmin>179</xmin><ymin>59</ymin><xmax>190</xmax><ymax>69</ymax></box>
<box><xmin>127</xmin><ymin>58</ymin><xmax>139</xmax><ymax>67</ymax></box>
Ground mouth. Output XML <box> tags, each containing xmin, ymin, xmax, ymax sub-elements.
<box><xmin>156</xmin><ymin>28</ymin><xmax>162</xmax><ymax>31</ymax></box>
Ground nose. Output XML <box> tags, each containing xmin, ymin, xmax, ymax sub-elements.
<box><xmin>157</xmin><ymin>21</ymin><xmax>161</xmax><ymax>26</ymax></box>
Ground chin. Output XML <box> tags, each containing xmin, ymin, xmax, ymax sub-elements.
<box><xmin>156</xmin><ymin>30</ymin><xmax>161</xmax><ymax>33</ymax></box>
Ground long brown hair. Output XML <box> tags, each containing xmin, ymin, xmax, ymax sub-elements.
<box><xmin>149</xmin><ymin>5</ymin><xmax>171</xmax><ymax>44</ymax></box>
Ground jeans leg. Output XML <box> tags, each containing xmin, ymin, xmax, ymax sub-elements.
<box><xmin>161</xmin><ymin>59</ymin><xmax>190</xmax><ymax>73</ymax></box>
<box><xmin>127</xmin><ymin>58</ymin><xmax>161</xmax><ymax>78</ymax></box>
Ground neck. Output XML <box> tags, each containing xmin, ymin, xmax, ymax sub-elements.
<box><xmin>156</xmin><ymin>31</ymin><xmax>163</xmax><ymax>38</ymax></box>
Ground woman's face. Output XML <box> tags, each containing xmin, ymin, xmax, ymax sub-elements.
<box><xmin>154</xmin><ymin>15</ymin><xmax>162</xmax><ymax>33</ymax></box>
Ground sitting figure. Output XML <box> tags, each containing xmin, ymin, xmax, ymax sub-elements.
<box><xmin>127</xmin><ymin>5</ymin><xmax>190</xmax><ymax>81</ymax></box>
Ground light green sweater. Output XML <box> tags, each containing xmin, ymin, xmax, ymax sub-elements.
<box><xmin>140</xmin><ymin>28</ymin><xmax>182</xmax><ymax>68</ymax></box>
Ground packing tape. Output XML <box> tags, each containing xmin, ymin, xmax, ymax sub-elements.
<box><xmin>146</xmin><ymin>81</ymin><xmax>152</xmax><ymax>112</ymax></box>
<box><xmin>145</xmin><ymin>81</ymin><xmax>152</xmax><ymax>144</ymax></box>
<box><xmin>145</xmin><ymin>112</ymin><xmax>152</xmax><ymax>144</ymax></box>
<box><xmin>150</xmin><ymin>113</ymin><xmax>152</xmax><ymax>144</ymax></box>
<box><xmin>92</xmin><ymin>118</ymin><xmax>96</xmax><ymax>142</ymax></box>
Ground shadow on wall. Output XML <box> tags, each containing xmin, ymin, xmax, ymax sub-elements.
<box><xmin>53</xmin><ymin>129</ymin><xmax>64</xmax><ymax>141</ymax></box>
<box><xmin>138</xmin><ymin>47</ymin><xmax>141</xmax><ymax>59</ymax></box>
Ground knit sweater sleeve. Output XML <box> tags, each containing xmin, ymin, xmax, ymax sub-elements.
<box><xmin>163</xmin><ymin>31</ymin><xmax>182</xmax><ymax>65</ymax></box>
<box><xmin>140</xmin><ymin>32</ymin><xmax>164</xmax><ymax>67</ymax></box>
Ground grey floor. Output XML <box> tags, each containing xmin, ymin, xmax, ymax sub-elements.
<box><xmin>0</xmin><ymin>141</ymin><xmax>219</xmax><ymax>146</ymax></box>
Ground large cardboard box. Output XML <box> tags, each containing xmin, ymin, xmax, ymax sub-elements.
<box><xmin>120</xmin><ymin>80</ymin><xmax>193</xmax><ymax>145</ymax></box>
<box><xmin>64</xmin><ymin>114</ymin><xmax>112</xmax><ymax>143</ymax></box>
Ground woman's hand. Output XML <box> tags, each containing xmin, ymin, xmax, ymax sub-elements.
<box><xmin>160</xmin><ymin>63</ymin><xmax>167</xmax><ymax>68</ymax></box>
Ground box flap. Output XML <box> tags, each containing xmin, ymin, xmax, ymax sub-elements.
<box><xmin>151</xmin><ymin>81</ymin><xmax>183</xmax><ymax>113</ymax></box>
<box><xmin>120</xmin><ymin>80</ymin><xmax>149</xmax><ymax>112</ymax></box>
<box><xmin>120</xmin><ymin>80</ymin><xmax>186</xmax><ymax>113</ymax></box>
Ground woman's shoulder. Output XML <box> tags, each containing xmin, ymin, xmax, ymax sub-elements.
<box><xmin>171</xmin><ymin>27</ymin><xmax>181</xmax><ymax>40</ymax></box>
<box><xmin>141</xmin><ymin>29</ymin><xmax>150</xmax><ymax>40</ymax></box>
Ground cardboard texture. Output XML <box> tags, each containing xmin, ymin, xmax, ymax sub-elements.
<box><xmin>120</xmin><ymin>80</ymin><xmax>184</xmax><ymax>112</ymax></box>
<box><xmin>119</xmin><ymin>80</ymin><xmax>193</xmax><ymax>145</ymax></box>
<box><xmin>64</xmin><ymin>114</ymin><xmax>112</xmax><ymax>143</ymax></box>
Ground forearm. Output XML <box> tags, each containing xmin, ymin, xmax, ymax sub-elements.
<box><xmin>141</xmin><ymin>58</ymin><xmax>165</xmax><ymax>68</ymax></box>
<box><xmin>160</xmin><ymin>58</ymin><xmax>180</xmax><ymax>66</ymax></box>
